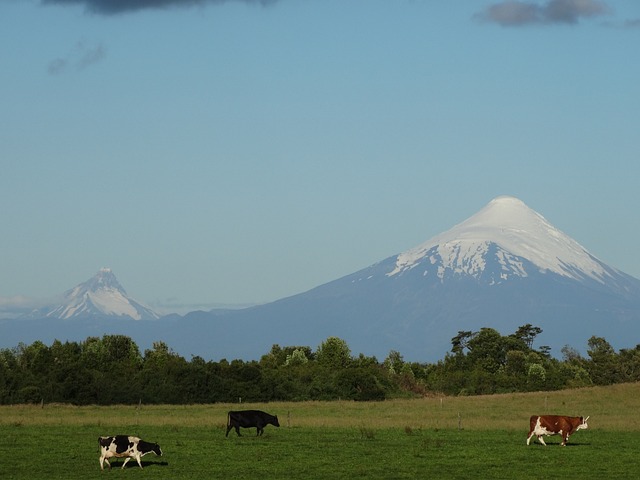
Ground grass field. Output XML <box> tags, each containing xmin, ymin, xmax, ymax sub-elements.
<box><xmin>1</xmin><ymin>384</ymin><xmax>640</xmax><ymax>479</ymax></box>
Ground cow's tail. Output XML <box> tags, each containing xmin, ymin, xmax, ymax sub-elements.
<box><xmin>227</xmin><ymin>411</ymin><xmax>231</xmax><ymax>428</ymax></box>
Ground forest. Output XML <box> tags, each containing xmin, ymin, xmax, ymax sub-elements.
<box><xmin>1</xmin><ymin>324</ymin><xmax>638</xmax><ymax>405</ymax></box>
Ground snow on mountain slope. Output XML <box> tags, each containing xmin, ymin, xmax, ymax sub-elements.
<box><xmin>46</xmin><ymin>268</ymin><xmax>159</xmax><ymax>320</ymax></box>
<box><xmin>387</xmin><ymin>195</ymin><xmax>613</xmax><ymax>284</ymax></box>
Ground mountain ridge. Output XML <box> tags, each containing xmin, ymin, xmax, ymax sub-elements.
<box><xmin>2</xmin><ymin>196</ymin><xmax>640</xmax><ymax>362</ymax></box>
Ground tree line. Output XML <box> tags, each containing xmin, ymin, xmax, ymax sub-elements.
<box><xmin>1</xmin><ymin>324</ymin><xmax>639</xmax><ymax>405</ymax></box>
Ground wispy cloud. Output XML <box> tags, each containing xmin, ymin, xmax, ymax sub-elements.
<box><xmin>623</xmin><ymin>18</ymin><xmax>640</xmax><ymax>29</ymax></box>
<box><xmin>0</xmin><ymin>296</ymin><xmax>35</xmax><ymax>308</ymax></box>
<box><xmin>0</xmin><ymin>295</ymin><xmax>56</xmax><ymax>319</ymax></box>
<box><xmin>474</xmin><ymin>0</ymin><xmax>610</xmax><ymax>27</ymax></box>
<box><xmin>41</xmin><ymin>0</ymin><xmax>278</xmax><ymax>16</ymax></box>
<box><xmin>47</xmin><ymin>40</ymin><xmax>106</xmax><ymax>75</ymax></box>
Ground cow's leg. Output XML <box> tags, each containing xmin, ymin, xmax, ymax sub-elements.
<box><xmin>135</xmin><ymin>454</ymin><xmax>144</xmax><ymax>469</ymax></box>
<box><xmin>537</xmin><ymin>435</ymin><xmax>547</xmax><ymax>446</ymax></box>
<box><xmin>526</xmin><ymin>431</ymin><xmax>534</xmax><ymax>445</ymax></box>
<box><xmin>257</xmin><ymin>421</ymin><xmax>265</xmax><ymax>436</ymax></box>
<box><xmin>121</xmin><ymin>457</ymin><xmax>131</xmax><ymax>469</ymax></box>
<box><xmin>235</xmin><ymin>426</ymin><xmax>242</xmax><ymax>436</ymax></box>
<box><xmin>225</xmin><ymin>425</ymin><xmax>233</xmax><ymax>437</ymax></box>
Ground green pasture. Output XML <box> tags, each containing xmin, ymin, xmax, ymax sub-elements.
<box><xmin>1</xmin><ymin>384</ymin><xmax>640</xmax><ymax>479</ymax></box>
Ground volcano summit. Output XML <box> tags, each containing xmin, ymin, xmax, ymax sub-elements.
<box><xmin>388</xmin><ymin>195</ymin><xmax>627</xmax><ymax>289</ymax></box>
<box><xmin>45</xmin><ymin>268</ymin><xmax>159</xmax><ymax>321</ymax></box>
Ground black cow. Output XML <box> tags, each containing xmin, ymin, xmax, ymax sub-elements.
<box><xmin>99</xmin><ymin>435</ymin><xmax>162</xmax><ymax>470</ymax></box>
<box><xmin>226</xmin><ymin>410</ymin><xmax>280</xmax><ymax>437</ymax></box>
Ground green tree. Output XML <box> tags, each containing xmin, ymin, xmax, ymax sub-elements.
<box><xmin>527</xmin><ymin>363</ymin><xmax>546</xmax><ymax>390</ymax></box>
<box><xmin>14</xmin><ymin>341</ymin><xmax>51</xmax><ymax>403</ymax></box>
<box><xmin>451</xmin><ymin>331</ymin><xmax>475</xmax><ymax>355</ymax></box>
<box><xmin>48</xmin><ymin>340</ymin><xmax>84</xmax><ymax>403</ymax></box>
<box><xmin>561</xmin><ymin>345</ymin><xmax>584</xmax><ymax>363</ymax></box>
<box><xmin>141</xmin><ymin>341</ymin><xmax>188</xmax><ymax>403</ymax></box>
<box><xmin>316</xmin><ymin>337</ymin><xmax>352</xmax><ymax>369</ymax></box>
<box><xmin>466</xmin><ymin>328</ymin><xmax>506</xmax><ymax>374</ymax></box>
<box><xmin>586</xmin><ymin>336</ymin><xmax>617</xmax><ymax>385</ymax></box>
<box><xmin>511</xmin><ymin>324</ymin><xmax>542</xmax><ymax>349</ymax></box>
<box><xmin>617</xmin><ymin>346</ymin><xmax>640</xmax><ymax>382</ymax></box>
<box><xmin>0</xmin><ymin>348</ymin><xmax>19</xmax><ymax>403</ymax></box>
<box><xmin>78</xmin><ymin>335</ymin><xmax>143</xmax><ymax>404</ymax></box>
<box><xmin>334</xmin><ymin>367</ymin><xmax>386</xmax><ymax>401</ymax></box>
<box><xmin>285</xmin><ymin>348</ymin><xmax>309</xmax><ymax>366</ymax></box>
<box><xmin>384</xmin><ymin>350</ymin><xmax>404</xmax><ymax>374</ymax></box>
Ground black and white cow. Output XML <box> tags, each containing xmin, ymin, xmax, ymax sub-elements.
<box><xmin>99</xmin><ymin>435</ymin><xmax>162</xmax><ymax>470</ymax></box>
<box><xmin>226</xmin><ymin>410</ymin><xmax>280</xmax><ymax>437</ymax></box>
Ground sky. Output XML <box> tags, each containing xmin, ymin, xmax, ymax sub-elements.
<box><xmin>2</xmin><ymin>0</ymin><xmax>639</xmax><ymax>315</ymax></box>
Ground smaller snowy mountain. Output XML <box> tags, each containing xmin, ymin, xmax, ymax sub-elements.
<box><xmin>45</xmin><ymin>268</ymin><xmax>159</xmax><ymax>321</ymax></box>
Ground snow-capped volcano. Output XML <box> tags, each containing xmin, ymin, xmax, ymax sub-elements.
<box><xmin>158</xmin><ymin>195</ymin><xmax>640</xmax><ymax>362</ymax></box>
<box><xmin>387</xmin><ymin>195</ymin><xmax>616</xmax><ymax>285</ymax></box>
<box><xmin>45</xmin><ymin>268</ymin><xmax>159</xmax><ymax>321</ymax></box>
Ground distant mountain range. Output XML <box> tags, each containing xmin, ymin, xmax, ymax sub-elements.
<box><xmin>2</xmin><ymin>196</ymin><xmax>640</xmax><ymax>362</ymax></box>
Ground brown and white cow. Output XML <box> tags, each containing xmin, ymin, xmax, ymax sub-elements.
<box><xmin>527</xmin><ymin>415</ymin><xmax>589</xmax><ymax>446</ymax></box>
<box><xmin>99</xmin><ymin>435</ymin><xmax>162</xmax><ymax>470</ymax></box>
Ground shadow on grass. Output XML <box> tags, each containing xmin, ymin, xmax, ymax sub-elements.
<box><xmin>112</xmin><ymin>460</ymin><xmax>169</xmax><ymax>469</ymax></box>
<box><xmin>527</xmin><ymin>442</ymin><xmax>591</xmax><ymax>447</ymax></box>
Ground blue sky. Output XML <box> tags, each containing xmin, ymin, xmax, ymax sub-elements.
<box><xmin>2</xmin><ymin>0</ymin><xmax>639</xmax><ymax>314</ymax></box>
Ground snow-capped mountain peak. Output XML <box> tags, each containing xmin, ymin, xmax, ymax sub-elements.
<box><xmin>46</xmin><ymin>268</ymin><xmax>159</xmax><ymax>320</ymax></box>
<box><xmin>387</xmin><ymin>195</ymin><xmax>613</xmax><ymax>284</ymax></box>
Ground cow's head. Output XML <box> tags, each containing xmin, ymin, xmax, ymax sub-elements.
<box><xmin>153</xmin><ymin>443</ymin><xmax>163</xmax><ymax>456</ymax></box>
<box><xmin>577</xmin><ymin>416</ymin><xmax>589</xmax><ymax>431</ymax></box>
